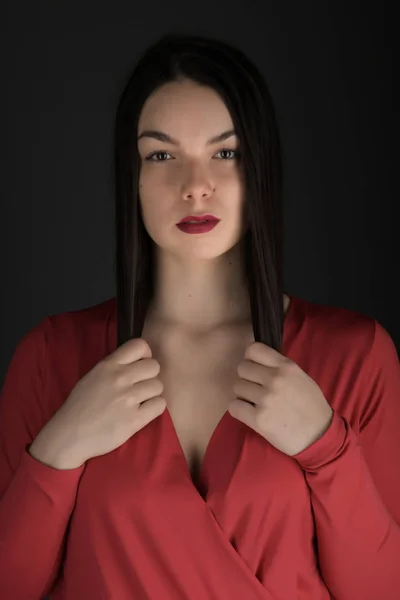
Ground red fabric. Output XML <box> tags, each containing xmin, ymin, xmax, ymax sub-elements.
<box><xmin>1</xmin><ymin>294</ymin><xmax>399</xmax><ymax>599</ymax></box>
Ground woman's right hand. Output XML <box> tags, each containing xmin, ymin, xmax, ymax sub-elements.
<box><xmin>29</xmin><ymin>338</ymin><xmax>166</xmax><ymax>469</ymax></box>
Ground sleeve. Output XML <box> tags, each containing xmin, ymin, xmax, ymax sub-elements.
<box><xmin>292</xmin><ymin>319</ymin><xmax>400</xmax><ymax>600</ymax></box>
<box><xmin>0</xmin><ymin>318</ymin><xmax>85</xmax><ymax>600</ymax></box>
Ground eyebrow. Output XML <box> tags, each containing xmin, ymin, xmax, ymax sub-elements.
<box><xmin>137</xmin><ymin>129</ymin><xmax>237</xmax><ymax>145</ymax></box>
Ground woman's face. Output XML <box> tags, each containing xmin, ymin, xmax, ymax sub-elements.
<box><xmin>137</xmin><ymin>78</ymin><xmax>246</xmax><ymax>261</ymax></box>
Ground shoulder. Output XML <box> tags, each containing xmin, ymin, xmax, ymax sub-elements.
<box><xmin>44</xmin><ymin>296</ymin><xmax>117</xmax><ymax>375</ymax></box>
<box><xmin>9</xmin><ymin>296</ymin><xmax>118</xmax><ymax>388</ymax></box>
<box><xmin>291</xmin><ymin>293</ymin><xmax>382</xmax><ymax>359</ymax></box>
<box><xmin>45</xmin><ymin>296</ymin><xmax>117</xmax><ymax>343</ymax></box>
<box><xmin>290</xmin><ymin>294</ymin><xmax>399</xmax><ymax>426</ymax></box>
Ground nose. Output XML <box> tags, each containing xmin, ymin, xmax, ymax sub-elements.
<box><xmin>181</xmin><ymin>163</ymin><xmax>215</xmax><ymax>202</ymax></box>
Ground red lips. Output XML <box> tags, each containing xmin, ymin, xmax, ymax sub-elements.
<box><xmin>178</xmin><ymin>214</ymin><xmax>220</xmax><ymax>224</ymax></box>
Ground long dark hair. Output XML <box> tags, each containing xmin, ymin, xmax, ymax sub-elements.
<box><xmin>113</xmin><ymin>33</ymin><xmax>285</xmax><ymax>351</ymax></box>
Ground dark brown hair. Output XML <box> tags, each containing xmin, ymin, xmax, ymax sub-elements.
<box><xmin>113</xmin><ymin>33</ymin><xmax>285</xmax><ymax>351</ymax></box>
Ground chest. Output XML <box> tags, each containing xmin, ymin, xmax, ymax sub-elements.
<box><xmin>143</xmin><ymin>325</ymin><xmax>253</xmax><ymax>485</ymax></box>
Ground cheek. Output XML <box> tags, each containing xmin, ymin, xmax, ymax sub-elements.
<box><xmin>223</xmin><ymin>175</ymin><xmax>245</xmax><ymax>215</ymax></box>
<box><xmin>218</xmin><ymin>164</ymin><xmax>244</xmax><ymax>197</ymax></box>
<box><xmin>139</xmin><ymin>166</ymin><xmax>174</xmax><ymax>202</ymax></box>
<box><xmin>138</xmin><ymin>173</ymin><xmax>173</xmax><ymax>238</ymax></box>
<box><xmin>139</xmin><ymin>168</ymin><xmax>163</xmax><ymax>204</ymax></box>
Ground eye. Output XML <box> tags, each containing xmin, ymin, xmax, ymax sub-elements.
<box><xmin>145</xmin><ymin>151</ymin><xmax>173</xmax><ymax>162</ymax></box>
<box><xmin>214</xmin><ymin>148</ymin><xmax>240</xmax><ymax>160</ymax></box>
<box><xmin>144</xmin><ymin>148</ymin><xmax>241</xmax><ymax>162</ymax></box>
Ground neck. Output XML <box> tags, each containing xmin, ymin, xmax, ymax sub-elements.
<box><xmin>146</xmin><ymin>243</ymin><xmax>252</xmax><ymax>333</ymax></box>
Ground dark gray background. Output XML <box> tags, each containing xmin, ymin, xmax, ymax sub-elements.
<box><xmin>1</xmin><ymin>0</ymin><xmax>396</xmax><ymax>387</ymax></box>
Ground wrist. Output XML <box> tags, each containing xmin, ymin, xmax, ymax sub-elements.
<box><xmin>29</xmin><ymin>429</ymin><xmax>85</xmax><ymax>470</ymax></box>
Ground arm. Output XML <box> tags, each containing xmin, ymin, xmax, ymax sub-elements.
<box><xmin>293</xmin><ymin>320</ymin><xmax>400</xmax><ymax>600</ymax></box>
<box><xmin>0</xmin><ymin>319</ymin><xmax>85</xmax><ymax>600</ymax></box>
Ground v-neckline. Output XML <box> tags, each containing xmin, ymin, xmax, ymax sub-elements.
<box><xmin>163</xmin><ymin>404</ymin><xmax>232</xmax><ymax>494</ymax></box>
<box><xmin>162</xmin><ymin>293</ymin><xmax>298</xmax><ymax>495</ymax></box>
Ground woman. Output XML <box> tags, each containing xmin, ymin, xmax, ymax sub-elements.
<box><xmin>0</xmin><ymin>33</ymin><xmax>399</xmax><ymax>600</ymax></box>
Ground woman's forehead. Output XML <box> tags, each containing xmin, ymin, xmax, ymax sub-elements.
<box><xmin>138</xmin><ymin>81</ymin><xmax>234</xmax><ymax>136</ymax></box>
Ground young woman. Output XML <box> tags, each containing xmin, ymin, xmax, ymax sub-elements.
<box><xmin>0</xmin><ymin>33</ymin><xmax>399</xmax><ymax>600</ymax></box>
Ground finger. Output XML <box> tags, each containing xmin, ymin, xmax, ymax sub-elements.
<box><xmin>244</xmin><ymin>342</ymin><xmax>283</xmax><ymax>367</ymax></box>
<box><xmin>237</xmin><ymin>359</ymin><xmax>274</xmax><ymax>385</ymax></box>
<box><xmin>233</xmin><ymin>379</ymin><xmax>265</xmax><ymax>406</ymax></box>
<box><xmin>228</xmin><ymin>398</ymin><xmax>256</xmax><ymax>427</ymax></box>
<box><xmin>107</xmin><ymin>338</ymin><xmax>152</xmax><ymax>365</ymax></box>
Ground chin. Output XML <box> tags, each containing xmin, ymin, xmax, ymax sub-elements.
<box><xmin>177</xmin><ymin>239</ymin><xmax>243</xmax><ymax>262</ymax></box>
<box><xmin>152</xmin><ymin>225</ymin><xmax>245</xmax><ymax>261</ymax></box>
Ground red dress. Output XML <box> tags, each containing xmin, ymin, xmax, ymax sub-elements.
<box><xmin>1</xmin><ymin>294</ymin><xmax>399</xmax><ymax>599</ymax></box>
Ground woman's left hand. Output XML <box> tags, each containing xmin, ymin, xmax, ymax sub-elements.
<box><xmin>229</xmin><ymin>342</ymin><xmax>334</xmax><ymax>457</ymax></box>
